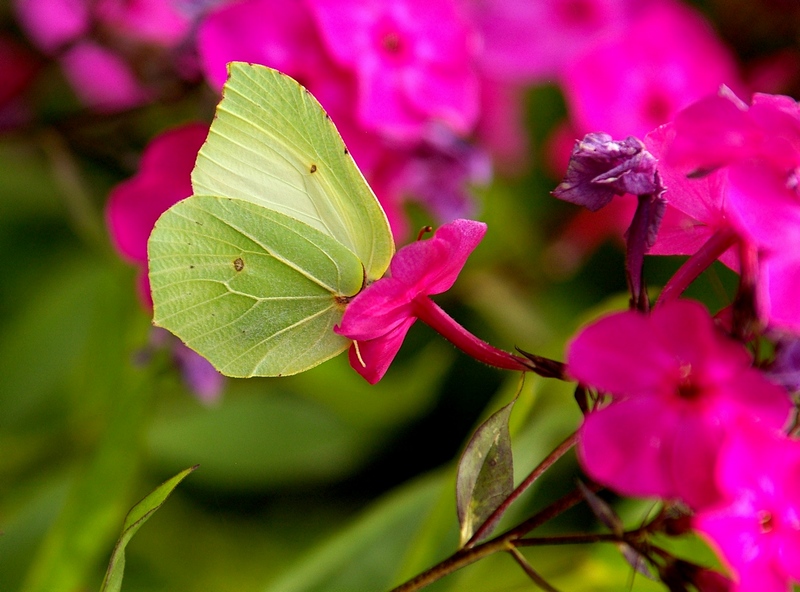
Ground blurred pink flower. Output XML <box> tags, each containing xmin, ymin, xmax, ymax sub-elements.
<box><xmin>106</xmin><ymin>122</ymin><xmax>208</xmax><ymax>302</ymax></box>
<box><xmin>197</xmin><ymin>0</ymin><xmax>487</xmax><ymax>238</ymax></box>
<box><xmin>562</xmin><ymin>0</ymin><xmax>741</xmax><ymax>139</ymax></box>
<box><xmin>647</xmin><ymin>88</ymin><xmax>800</xmax><ymax>332</ymax></box>
<box><xmin>14</xmin><ymin>0</ymin><xmax>89</xmax><ymax>53</ymax></box>
<box><xmin>465</xmin><ymin>0</ymin><xmax>637</xmax><ymax>83</ymax></box>
<box><xmin>106</xmin><ymin>122</ymin><xmax>224</xmax><ymax>401</ymax></box>
<box><xmin>336</xmin><ymin>219</ymin><xmax>487</xmax><ymax>383</ymax></box>
<box><xmin>309</xmin><ymin>0</ymin><xmax>479</xmax><ymax>140</ymax></box>
<box><xmin>695</xmin><ymin>422</ymin><xmax>800</xmax><ymax>592</ymax></box>
<box><xmin>94</xmin><ymin>0</ymin><xmax>190</xmax><ymax>47</ymax></box>
<box><xmin>61</xmin><ymin>41</ymin><xmax>151</xmax><ymax>112</ymax></box>
<box><xmin>14</xmin><ymin>0</ymin><xmax>196</xmax><ymax>111</ymax></box>
<box><xmin>567</xmin><ymin>300</ymin><xmax>792</xmax><ymax>509</ymax></box>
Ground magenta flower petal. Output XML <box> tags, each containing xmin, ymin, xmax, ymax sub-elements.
<box><xmin>347</xmin><ymin>317</ymin><xmax>416</xmax><ymax>384</ymax></box>
<box><xmin>106</xmin><ymin>123</ymin><xmax>208</xmax><ymax>265</ymax></box>
<box><xmin>578</xmin><ymin>396</ymin><xmax>678</xmax><ymax>499</ymax></box>
<box><xmin>95</xmin><ymin>0</ymin><xmax>189</xmax><ymax>47</ymax></box>
<box><xmin>60</xmin><ymin>41</ymin><xmax>151</xmax><ymax>112</ymax></box>
<box><xmin>14</xmin><ymin>0</ymin><xmax>89</xmax><ymax>53</ymax></box>
<box><xmin>390</xmin><ymin>218</ymin><xmax>486</xmax><ymax>294</ymax></box>
<box><xmin>562</xmin><ymin>0</ymin><xmax>740</xmax><ymax>139</ymax></box>
<box><xmin>336</xmin><ymin>276</ymin><xmax>416</xmax><ymax>340</ymax></box>
<box><xmin>695</xmin><ymin>423</ymin><xmax>800</xmax><ymax>591</ymax></box>
<box><xmin>198</xmin><ymin>0</ymin><xmax>325</xmax><ymax>91</ymax></box>
<box><xmin>567</xmin><ymin>309</ymin><xmax>673</xmax><ymax>397</ymax></box>
<box><xmin>309</xmin><ymin>0</ymin><xmax>479</xmax><ymax>139</ymax></box>
<box><xmin>568</xmin><ymin>300</ymin><xmax>793</xmax><ymax>508</ymax></box>
<box><xmin>337</xmin><ymin>218</ymin><xmax>486</xmax><ymax>382</ymax></box>
<box><xmin>652</xmin><ymin>88</ymin><xmax>800</xmax><ymax>331</ymax></box>
<box><xmin>467</xmin><ymin>0</ymin><xmax>633</xmax><ymax>83</ymax></box>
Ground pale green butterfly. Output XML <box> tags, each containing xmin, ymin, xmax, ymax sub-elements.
<box><xmin>147</xmin><ymin>62</ymin><xmax>394</xmax><ymax>377</ymax></box>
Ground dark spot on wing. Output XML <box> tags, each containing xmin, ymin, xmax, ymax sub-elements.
<box><xmin>310</xmin><ymin>164</ymin><xmax>317</xmax><ymax>173</ymax></box>
<box><xmin>344</xmin><ymin>147</ymin><xmax>349</xmax><ymax>155</ymax></box>
<box><xmin>233</xmin><ymin>257</ymin><xmax>245</xmax><ymax>272</ymax></box>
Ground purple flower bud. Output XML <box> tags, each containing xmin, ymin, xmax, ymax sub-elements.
<box><xmin>552</xmin><ymin>132</ymin><xmax>663</xmax><ymax>210</ymax></box>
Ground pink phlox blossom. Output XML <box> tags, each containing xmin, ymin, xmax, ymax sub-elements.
<box><xmin>648</xmin><ymin>88</ymin><xmax>800</xmax><ymax>332</ymax></box>
<box><xmin>694</xmin><ymin>421</ymin><xmax>800</xmax><ymax>592</ymax></box>
<box><xmin>336</xmin><ymin>219</ymin><xmax>486</xmax><ymax>384</ymax></box>
<box><xmin>14</xmin><ymin>0</ymin><xmax>90</xmax><ymax>53</ymax></box>
<box><xmin>197</xmin><ymin>0</ymin><xmax>486</xmax><ymax>239</ymax></box>
<box><xmin>474</xmin><ymin>79</ymin><xmax>531</xmax><ymax>173</ymax></box>
<box><xmin>567</xmin><ymin>300</ymin><xmax>792</xmax><ymax>509</ymax></box>
<box><xmin>15</xmin><ymin>0</ymin><xmax>195</xmax><ymax>111</ymax></box>
<box><xmin>94</xmin><ymin>0</ymin><xmax>191</xmax><ymax>47</ymax></box>
<box><xmin>15</xmin><ymin>0</ymin><xmax>191</xmax><ymax>52</ymax></box>
<box><xmin>464</xmin><ymin>0</ymin><xmax>637</xmax><ymax>83</ymax></box>
<box><xmin>61</xmin><ymin>41</ymin><xmax>152</xmax><ymax>112</ymax></box>
<box><xmin>562</xmin><ymin>0</ymin><xmax>741</xmax><ymax>140</ymax></box>
<box><xmin>308</xmin><ymin>0</ymin><xmax>480</xmax><ymax>141</ymax></box>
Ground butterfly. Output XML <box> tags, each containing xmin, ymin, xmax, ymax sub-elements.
<box><xmin>147</xmin><ymin>63</ymin><xmax>394</xmax><ymax>377</ymax></box>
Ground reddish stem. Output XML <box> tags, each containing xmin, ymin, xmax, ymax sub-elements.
<box><xmin>412</xmin><ymin>296</ymin><xmax>531</xmax><ymax>373</ymax></box>
<box><xmin>655</xmin><ymin>227</ymin><xmax>738</xmax><ymax>308</ymax></box>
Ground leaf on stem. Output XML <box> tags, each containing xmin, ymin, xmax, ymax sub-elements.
<box><xmin>456</xmin><ymin>399</ymin><xmax>515</xmax><ymax>546</ymax></box>
<box><xmin>100</xmin><ymin>465</ymin><xmax>198</xmax><ymax>592</ymax></box>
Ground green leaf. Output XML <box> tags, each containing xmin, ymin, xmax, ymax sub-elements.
<box><xmin>100</xmin><ymin>466</ymin><xmax>197</xmax><ymax>592</ymax></box>
<box><xmin>149</xmin><ymin>62</ymin><xmax>395</xmax><ymax>378</ymax></box>
<box><xmin>149</xmin><ymin>197</ymin><xmax>364</xmax><ymax>377</ymax></box>
<box><xmin>456</xmin><ymin>399</ymin><xmax>516</xmax><ymax>546</ymax></box>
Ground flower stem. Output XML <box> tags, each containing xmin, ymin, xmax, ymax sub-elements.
<box><xmin>413</xmin><ymin>296</ymin><xmax>532</xmax><ymax>373</ymax></box>
<box><xmin>389</xmin><ymin>485</ymin><xmax>596</xmax><ymax>592</ymax></box>
<box><xmin>655</xmin><ymin>227</ymin><xmax>738</xmax><ymax>308</ymax></box>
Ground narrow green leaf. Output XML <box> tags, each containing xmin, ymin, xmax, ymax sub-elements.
<box><xmin>100</xmin><ymin>466</ymin><xmax>198</xmax><ymax>592</ymax></box>
<box><xmin>456</xmin><ymin>399</ymin><xmax>516</xmax><ymax>546</ymax></box>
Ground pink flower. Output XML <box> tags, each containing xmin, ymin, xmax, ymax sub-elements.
<box><xmin>562</xmin><ymin>0</ymin><xmax>741</xmax><ymax>139</ymax></box>
<box><xmin>94</xmin><ymin>0</ymin><xmax>190</xmax><ymax>48</ymax></box>
<box><xmin>567</xmin><ymin>300</ymin><xmax>792</xmax><ymax>509</ymax></box>
<box><xmin>14</xmin><ymin>0</ymin><xmax>89</xmax><ymax>53</ymax></box>
<box><xmin>197</xmin><ymin>0</ymin><xmax>486</xmax><ymax>239</ymax></box>
<box><xmin>464</xmin><ymin>0</ymin><xmax>636</xmax><ymax>83</ymax></box>
<box><xmin>695</xmin><ymin>422</ymin><xmax>800</xmax><ymax>592</ymax></box>
<box><xmin>106</xmin><ymin>122</ymin><xmax>224</xmax><ymax>401</ymax></box>
<box><xmin>60</xmin><ymin>41</ymin><xmax>151</xmax><ymax>112</ymax></box>
<box><xmin>15</xmin><ymin>0</ymin><xmax>196</xmax><ymax>112</ymax></box>
<box><xmin>647</xmin><ymin>89</ymin><xmax>800</xmax><ymax>331</ymax></box>
<box><xmin>336</xmin><ymin>219</ymin><xmax>488</xmax><ymax>383</ymax></box>
<box><xmin>308</xmin><ymin>0</ymin><xmax>479</xmax><ymax>140</ymax></box>
<box><xmin>106</xmin><ymin>122</ymin><xmax>208</xmax><ymax>304</ymax></box>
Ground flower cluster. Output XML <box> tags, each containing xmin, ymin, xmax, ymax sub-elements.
<box><xmin>14</xmin><ymin>0</ymin><xmax>199</xmax><ymax>111</ymax></box>
<box><xmin>555</xmin><ymin>87</ymin><xmax>800</xmax><ymax>590</ymax></box>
